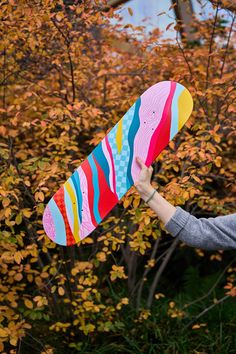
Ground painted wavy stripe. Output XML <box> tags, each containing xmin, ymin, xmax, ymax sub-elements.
<box><xmin>170</xmin><ymin>84</ymin><xmax>185</xmax><ymax>140</ymax></box>
<box><xmin>48</xmin><ymin>197</ymin><xmax>66</xmax><ymax>245</ymax></box>
<box><xmin>116</xmin><ymin>119</ymin><xmax>123</xmax><ymax>154</ymax></box>
<box><xmin>82</xmin><ymin>159</ymin><xmax>97</xmax><ymax>227</ymax></box>
<box><xmin>64</xmin><ymin>186</ymin><xmax>73</xmax><ymax>238</ymax></box>
<box><xmin>146</xmin><ymin>81</ymin><xmax>176</xmax><ymax>166</ymax></box>
<box><xmin>93</xmin><ymin>141</ymin><xmax>110</xmax><ymax>188</ymax></box>
<box><xmin>178</xmin><ymin>88</ymin><xmax>193</xmax><ymax>129</ymax></box>
<box><xmin>105</xmin><ymin>135</ymin><xmax>117</xmax><ymax>199</ymax></box>
<box><xmin>131</xmin><ymin>83</ymin><xmax>170</xmax><ymax>181</ymax></box>
<box><xmin>42</xmin><ymin>204</ymin><xmax>56</xmax><ymax>242</ymax></box>
<box><xmin>93</xmin><ymin>153</ymin><xmax>119</xmax><ymax>219</ymax></box>
<box><xmin>106</xmin><ymin>104</ymin><xmax>136</xmax><ymax>199</ymax></box>
<box><xmin>71</xmin><ymin>172</ymin><xmax>83</xmax><ymax>225</ymax></box>
<box><xmin>127</xmin><ymin>98</ymin><xmax>141</xmax><ymax>186</ymax></box>
<box><xmin>87</xmin><ymin>154</ymin><xmax>102</xmax><ymax>225</ymax></box>
<box><xmin>77</xmin><ymin>166</ymin><xmax>95</xmax><ymax>239</ymax></box>
<box><xmin>54</xmin><ymin>187</ymin><xmax>75</xmax><ymax>245</ymax></box>
<box><xmin>64</xmin><ymin>180</ymin><xmax>80</xmax><ymax>243</ymax></box>
<box><xmin>101</xmin><ymin>138</ymin><xmax>114</xmax><ymax>194</ymax></box>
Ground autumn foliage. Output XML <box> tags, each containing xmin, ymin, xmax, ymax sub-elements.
<box><xmin>0</xmin><ymin>0</ymin><xmax>235</xmax><ymax>353</ymax></box>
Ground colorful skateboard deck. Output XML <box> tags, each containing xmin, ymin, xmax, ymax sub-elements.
<box><xmin>43</xmin><ymin>81</ymin><xmax>193</xmax><ymax>246</ymax></box>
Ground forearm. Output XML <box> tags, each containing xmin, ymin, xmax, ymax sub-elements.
<box><xmin>138</xmin><ymin>184</ymin><xmax>236</xmax><ymax>250</ymax></box>
<box><xmin>138</xmin><ymin>184</ymin><xmax>176</xmax><ymax>225</ymax></box>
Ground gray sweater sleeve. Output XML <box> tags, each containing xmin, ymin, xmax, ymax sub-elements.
<box><xmin>164</xmin><ymin>206</ymin><xmax>236</xmax><ymax>250</ymax></box>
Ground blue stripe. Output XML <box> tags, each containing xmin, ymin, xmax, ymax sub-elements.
<box><xmin>93</xmin><ymin>142</ymin><xmax>110</xmax><ymax>187</ymax></box>
<box><xmin>127</xmin><ymin>98</ymin><xmax>141</xmax><ymax>187</ymax></box>
<box><xmin>170</xmin><ymin>84</ymin><xmax>185</xmax><ymax>140</ymax></box>
<box><xmin>49</xmin><ymin>198</ymin><xmax>66</xmax><ymax>245</ymax></box>
<box><xmin>87</xmin><ymin>154</ymin><xmax>102</xmax><ymax>224</ymax></box>
<box><xmin>64</xmin><ymin>186</ymin><xmax>74</xmax><ymax>233</ymax></box>
<box><xmin>71</xmin><ymin>172</ymin><xmax>83</xmax><ymax>224</ymax></box>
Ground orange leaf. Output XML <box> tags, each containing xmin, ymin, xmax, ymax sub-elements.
<box><xmin>24</xmin><ymin>299</ymin><xmax>33</xmax><ymax>309</ymax></box>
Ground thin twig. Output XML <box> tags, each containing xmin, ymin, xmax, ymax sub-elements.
<box><xmin>184</xmin><ymin>295</ymin><xmax>230</xmax><ymax>329</ymax></box>
<box><xmin>205</xmin><ymin>1</ymin><xmax>220</xmax><ymax>91</ymax></box>
<box><xmin>219</xmin><ymin>13</ymin><xmax>235</xmax><ymax>79</ymax></box>
<box><xmin>136</xmin><ymin>238</ymin><xmax>160</xmax><ymax>309</ymax></box>
<box><xmin>184</xmin><ymin>256</ymin><xmax>236</xmax><ymax>309</ymax></box>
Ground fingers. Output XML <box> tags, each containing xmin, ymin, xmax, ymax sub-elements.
<box><xmin>136</xmin><ymin>156</ymin><xmax>153</xmax><ymax>172</ymax></box>
<box><xmin>136</xmin><ymin>156</ymin><xmax>147</xmax><ymax>169</ymax></box>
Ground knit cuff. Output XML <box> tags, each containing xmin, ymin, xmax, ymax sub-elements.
<box><xmin>164</xmin><ymin>206</ymin><xmax>191</xmax><ymax>237</ymax></box>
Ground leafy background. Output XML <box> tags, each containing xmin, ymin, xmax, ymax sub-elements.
<box><xmin>0</xmin><ymin>0</ymin><xmax>235</xmax><ymax>353</ymax></box>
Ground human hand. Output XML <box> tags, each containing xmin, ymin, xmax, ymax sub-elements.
<box><xmin>134</xmin><ymin>156</ymin><xmax>154</xmax><ymax>198</ymax></box>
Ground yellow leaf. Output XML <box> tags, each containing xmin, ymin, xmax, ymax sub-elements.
<box><xmin>82</xmin><ymin>237</ymin><xmax>93</xmax><ymax>244</ymax></box>
<box><xmin>192</xmin><ymin>324</ymin><xmax>201</xmax><ymax>329</ymax></box>
<box><xmin>192</xmin><ymin>174</ymin><xmax>201</xmax><ymax>183</ymax></box>
<box><xmin>133</xmin><ymin>197</ymin><xmax>140</xmax><ymax>209</ymax></box>
<box><xmin>22</xmin><ymin>209</ymin><xmax>33</xmax><ymax>218</ymax></box>
<box><xmin>10</xmin><ymin>337</ymin><xmax>18</xmax><ymax>346</ymax></box>
<box><xmin>123</xmin><ymin>198</ymin><xmax>131</xmax><ymax>208</ymax></box>
<box><xmin>36</xmin><ymin>191</ymin><xmax>44</xmax><ymax>202</ymax></box>
<box><xmin>214</xmin><ymin>156</ymin><xmax>222</xmax><ymax>167</ymax></box>
<box><xmin>58</xmin><ymin>287</ymin><xmax>65</xmax><ymax>296</ymax></box>
<box><xmin>15</xmin><ymin>213</ymin><xmax>22</xmax><ymax>225</ymax></box>
<box><xmin>183</xmin><ymin>191</ymin><xmax>189</xmax><ymax>200</ymax></box>
<box><xmin>14</xmin><ymin>251</ymin><xmax>22</xmax><ymax>264</ymax></box>
<box><xmin>0</xmin><ymin>328</ymin><xmax>8</xmax><ymax>338</ymax></box>
<box><xmin>2</xmin><ymin>197</ymin><xmax>10</xmax><ymax>207</ymax></box>
<box><xmin>169</xmin><ymin>141</ymin><xmax>175</xmax><ymax>150</ymax></box>
<box><xmin>56</xmin><ymin>13</ymin><xmax>64</xmax><ymax>21</ymax></box>
<box><xmin>96</xmin><ymin>252</ymin><xmax>106</xmax><ymax>262</ymax></box>
<box><xmin>24</xmin><ymin>299</ymin><xmax>33</xmax><ymax>309</ymax></box>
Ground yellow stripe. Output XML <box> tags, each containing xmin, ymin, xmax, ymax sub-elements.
<box><xmin>116</xmin><ymin>119</ymin><xmax>123</xmax><ymax>154</ymax></box>
<box><xmin>178</xmin><ymin>89</ymin><xmax>193</xmax><ymax>130</ymax></box>
<box><xmin>64</xmin><ymin>181</ymin><xmax>80</xmax><ymax>243</ymax></box>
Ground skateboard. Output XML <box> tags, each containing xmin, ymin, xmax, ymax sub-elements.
<box><xmin>43</xmin><ymin>81</ymin><xmax>193</xmax><ymax>246</ymax></box>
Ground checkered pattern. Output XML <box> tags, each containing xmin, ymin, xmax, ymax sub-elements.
<box><xmin>108</xmin><ymin>103</ymin><xmax>136</xmax><ymax>198</ymax></box>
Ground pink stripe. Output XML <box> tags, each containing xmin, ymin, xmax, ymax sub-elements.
<box><xmin>105</xmin><ymin>135</ymin><xmax>118</xmax><ymax>199</ymax></box>
<box><xmin>131</xmin><ymin>81</ymin><xmax>170</xmax><ymax>182</ymax></box>
<box><xmin>42</xmin><ymin>205</ymin><xmax>55</xmax><ymax>241</ymax></box>
<box><xmin>146</xmin><ymin>82</ymin><xmax>176</xmax><ymax>165</ymax></box>
<box><xmin>76</xmin><ymin>166</ymin><xmax>95</xmax><ymax>239</ymax></box>
<box><xmin>101</xmin><ymin>139</ymin><xmax>114</xmax><ymax>193</ymax></box>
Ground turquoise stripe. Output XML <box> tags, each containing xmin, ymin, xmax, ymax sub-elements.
<box><xmin>49</xmin><ymin>198</ymin><xmax>66</xmax><ymax>245</ymax></box>
<box><xmin>127</xmin><ymin>98</ymin><xmax>141</xmax><ymax>187</ymax></box>
<box><xmin>87</xmin><ymin>154</ymin><xmax>102</xmax><ymax>224</ymax></box>
<box><xmin>170</xmin><ymin>84</ymin><xmax>185</xmax><ymax>140</ymax></box>
<box><xmin>93</xmin><ymin>142</ymin><xmax>110</xmax><ymax>187</ymax></box>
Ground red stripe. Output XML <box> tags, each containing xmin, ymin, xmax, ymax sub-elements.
<box><xmin>93</xmin><ymin>154</ymin><xmax>119</xmax><ymax>218</ymax></box>
<box><xmin>54</xmin><ymin>187</ymin><xmax>75</xmax><ymax>246</ymax></box>
<box><xmin>81</xmin><ymin>160</ymin><xmax>97</xmax><ymax>227</ymax></box>
<box><xmin>146</xmin><ymin>82</ymin><xmax>176</xmax><ymax>166</ymax></box>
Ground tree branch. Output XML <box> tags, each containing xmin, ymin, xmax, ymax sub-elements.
<box><xmin>147</xmin><ymin>237</ymin><xmax>179</xmax><ymax>308</ymax></box>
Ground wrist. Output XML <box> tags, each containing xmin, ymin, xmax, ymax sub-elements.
<box><xmin>138</xmin><ymin>184</ymin><xmax>155</xmax><ymax>200</ymax></box>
